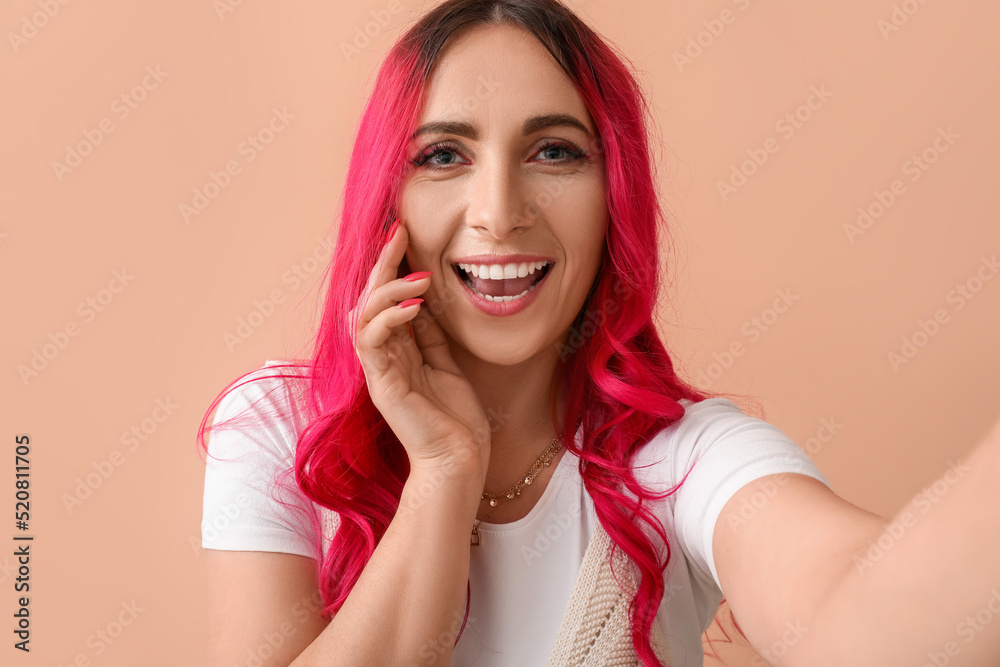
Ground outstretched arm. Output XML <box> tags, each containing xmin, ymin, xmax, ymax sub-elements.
<box><xmin>713</xmin><ymin>414</ymin><xmax>1000</xmax><ymax>667</ymax></box>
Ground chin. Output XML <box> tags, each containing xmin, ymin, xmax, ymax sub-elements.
<box><xmin>451</xmin><ymin>328</ymin><xmax>553</xmax><ymax>367</ymax></box>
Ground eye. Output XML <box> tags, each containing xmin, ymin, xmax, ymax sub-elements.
<box><xmin>533</xmin><ymin>140</ymin><xmax>589</xmax><ymax>163</ymax></box>
<box><xmin>411</xmin><ymin>142</ymin><xmax>470</xmax><ymax>170</ymax></box>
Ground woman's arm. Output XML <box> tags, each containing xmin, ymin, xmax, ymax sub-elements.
<box><xmin>792</xmin><ymin>415</ymin><xmax>1000</xmax><ymax>666</ymax></box>
<box><xmin>205</xmin><ymin>550</ymin><xmax>330</xmax><ymax>665</ymax></box>
<box><xmin>206</xmin><ymin>460</ymin><xmax>483</xmax><ymax>667</ymax></box>
<box><xmin>290</xmin><ymin>460</ymin><xmax>484</xmax><ymax>667</ymax></box>
<box><xmin>713</xmin><ymin>414</ymin><xmax>1000</xmax><ymax>667</ymax></box>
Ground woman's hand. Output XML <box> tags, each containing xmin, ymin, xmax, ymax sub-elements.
<box><xmin>351</xmin><ymin>219</ymin><xmax>491</xmax><ymax>477</ymax></box>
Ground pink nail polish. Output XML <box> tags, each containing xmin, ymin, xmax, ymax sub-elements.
<box><xmin>386</xmin><ymin>220</ymin><xmax>399</xmax><ymax>242</ymax></box>
<box><xmin>403</xmin><ymin>271</ymin><xmax>432</xmax><ymax>282</ymax></box>
<box><xmin>398</xmin><ymin>298</ymin><xmax>423</xmax><ymax>309</ymax></box>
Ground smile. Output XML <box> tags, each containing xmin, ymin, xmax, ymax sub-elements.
<box><xmin>453</xmin><ymin>261</ymin><xmax>552</xmax><ymax>302</ymax></box>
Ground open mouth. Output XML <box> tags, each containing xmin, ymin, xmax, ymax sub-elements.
<box><xmin>453</xmin><ymin>261</ymin><xmax>552</xmax><ymax>303</ymax></box>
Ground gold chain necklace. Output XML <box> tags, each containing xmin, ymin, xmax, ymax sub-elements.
<box><xmin>471</xmin><ymin>432</ymin><xmax>564</xmax><ymax>547</ymax></box>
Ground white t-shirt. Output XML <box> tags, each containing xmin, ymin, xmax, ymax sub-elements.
<box><xmin>202</xmin><ymin>361</ymin><xmax>833</xmax><ymax>666</ymax></box>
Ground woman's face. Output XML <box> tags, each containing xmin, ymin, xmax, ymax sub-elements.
<box><xmin>398</xmin><ymin>23</ymin><xmax>609</xmax><ymax>367</ymax></box>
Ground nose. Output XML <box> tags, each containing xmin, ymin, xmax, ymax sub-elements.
<box><xmin>464</xmin><ymin>156</ymin><xmax>534</xmax><ymax>240</ymax></box>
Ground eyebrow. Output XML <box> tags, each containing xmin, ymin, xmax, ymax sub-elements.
<box><xmin>409</xmin><ymin>113</ymin><xmax>592</xmax><ymax>142</ymax></box>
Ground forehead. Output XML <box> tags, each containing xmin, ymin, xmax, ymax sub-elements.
<box><xmin>417</xmin><ymin>23</ymin><xmax>593</xmax><ymax>134</ymax></box>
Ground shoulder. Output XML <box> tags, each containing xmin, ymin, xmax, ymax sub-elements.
<box><xmin>661</xmin><ymin>396</ymin><xmax>754</xmax><ymax>447</ymax></box>
<box><xmin>636</xmin><ymin>397</ymin><xmax>832</xmax><ymax>587</ymax></box>
<box><xmin>207</xmin><ymin>359</ymin><xmax>312</xmax><ymax>463</ymax></box>
<box><xmin>215</xmin><ymin>359</ymin><xmax>311</xmax><ymax>413</ymax></box>
<box><xmin>202</xmin><ymin>360</ymin><xmax>321</xmax><ymax>557</ymax></box>
<box><xmin>632</xmin><ymin>397</ymin><xmax>759</xmax><ymax>484</ymax></box>
<box><xmin>638</xmin><ymin>396</ymin><xmax>824</xmax><ymax>479</ymax></box>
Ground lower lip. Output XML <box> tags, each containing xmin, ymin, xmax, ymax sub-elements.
<box><xmin>454</xmin><ymin>265</ymin><xmax>551</xmax><ymax>316</ymax></box>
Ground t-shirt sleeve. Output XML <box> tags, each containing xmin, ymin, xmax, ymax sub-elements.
<box><xmin>670</xmin><ymin>397</ymin><xmax>833</xmax><ymax>593</ymax></box>
<box><xmin>200</xmin><ymin>364</ymin><xmax>318</xmax><ymax>559</ymax></box>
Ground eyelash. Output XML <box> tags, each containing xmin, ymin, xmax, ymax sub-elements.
<box><xmin>410</xmin><ymin>140</ymin><xmax>590</xmax><ymax>170</ymax></box>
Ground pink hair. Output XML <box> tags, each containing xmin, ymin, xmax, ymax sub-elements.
<box><xmin>198</xmin><ymin>1</ymin><xmax>756</xmax><ymax>664</ymax></box>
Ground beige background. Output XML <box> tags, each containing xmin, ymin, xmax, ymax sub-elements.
<box><xmin>2</xmin><ymin>0</ymin><xmax>999</xmax><ymax>665</ymax></box>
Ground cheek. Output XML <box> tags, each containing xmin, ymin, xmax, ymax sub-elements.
<box><xmin>544</xmin><ymin>180</ymin><xmax>608</xmax><ymax>265</ymax></box>
<box><xmin>400</xmin><ymin>176</ymin><xmax>467</xmax><ymax>218</ymax></box>
<box><xmin>399</xmin><ymin>184</ymin><xmax>449</xmax><ymax>273</ymax></box>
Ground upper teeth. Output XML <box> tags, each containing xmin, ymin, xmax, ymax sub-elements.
<box><xmin>457</xmin><ymin>261</ymin><xmax>550</xmax><ymax>279</ymax></box>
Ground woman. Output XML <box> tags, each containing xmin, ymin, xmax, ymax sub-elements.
<box><xmin>199</xmin><ymin>1</ymin><xmax>1000</xmax><ymax>666</ymax></box>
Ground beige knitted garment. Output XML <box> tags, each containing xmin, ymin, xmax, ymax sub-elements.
<box><xmin>319</xmin><ymin>508</ymin><xmax>674</xmax><ymax>666</ymax></box>
<box><xmin>545</xmin><ymin>519</ymin><xmax>674</xmax><ymax>666</ymax></box>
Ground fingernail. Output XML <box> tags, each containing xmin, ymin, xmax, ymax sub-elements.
<box><xmin>386</xmin><ymin>220</ymin><xmax>399</xmax><ymax>242</ymax></box>
<box><xmin>398</xmin><ymin>298</ymin><xmax>423</xmax><ymax>309</ymax></box>
<box><xmin>403</xmin><ymin>271</ymin><xmax>433</xmax><ymax>282</ymax></box>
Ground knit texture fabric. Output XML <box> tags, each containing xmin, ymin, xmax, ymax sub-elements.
<box><xmin>546</xmin><ymin>519</ymin><xmax>674</xmax><ymax>666</ymax></box>
<box><xmin>320</xmin><ymin>506</ymin><xmax>339</xmax><ymax>560</ymax></box>
<box><xmin>317</xmin><ymin>507</ymin><xmax>674</xmax><ymax>666</ymax></box>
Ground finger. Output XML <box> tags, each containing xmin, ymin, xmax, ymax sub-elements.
<box><xmin>409</xmin><ymin>303</ymin><xmax>463</xmax><ymax>375</ymax></box>
<box><xmin>361</xmin><ymin>220</ymin><xmax>409</xmax><ymax>316</ymax></box>
<box><xmin>351</xmin><ymin>219</ymin><xmax>407</xmax><ymax>338</ymax></box>
<box><xmin>355</xmin><ymin>297</ymin><xmax>423</xmax><ymax>369</ymax></box>
<box><xmin>360</xmin><ymin>272</ymin><xmax>433</xmax><ymax>332</ymax></box>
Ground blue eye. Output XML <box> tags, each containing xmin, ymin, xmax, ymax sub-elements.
<box><xmin>410</xmin><ymin>140</ymin><xmax>589</xmax><ymax>171</ymax></box>
<box><xmin>541</xmin><ymin>146</ymin><xmax>566</xmax><ymax>160</ymax></box>
<box><xmin>411</xmin><ymin>143</ymin><xmax>469</xmax><ymax>169</ymax></box>
<box><xmin>536</xmin><ymin>141</ymin><xmax>587</xmax><ymax>162</ymax></box>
